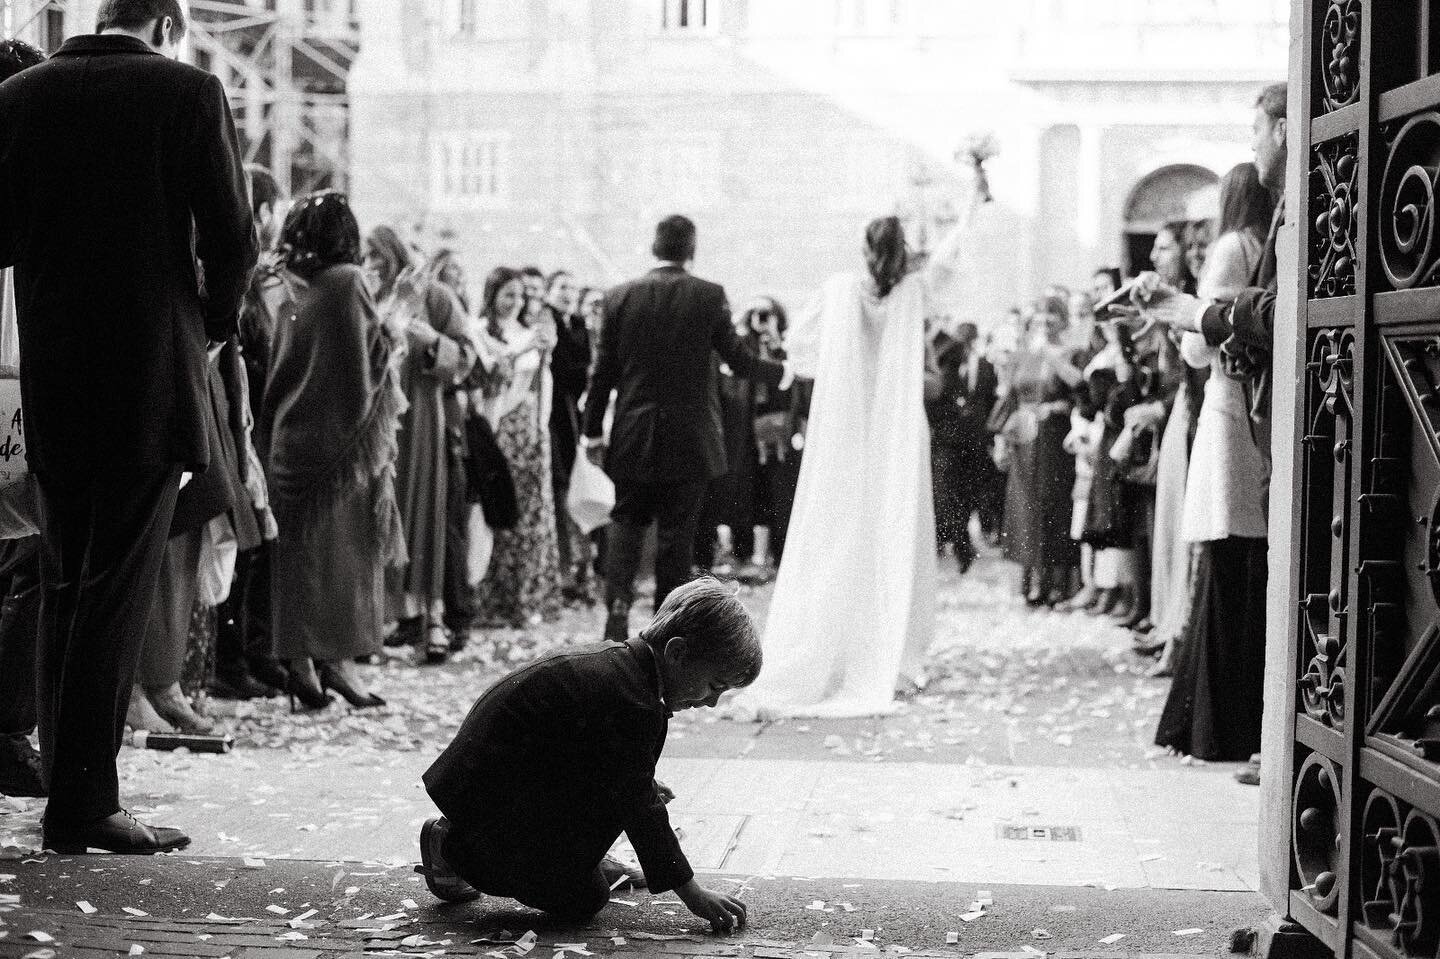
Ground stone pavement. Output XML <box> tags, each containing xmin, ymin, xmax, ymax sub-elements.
<box><xmin>0</xmin><ymin>855</ymin><xmax>1267</xmax><ymax>957</ymax></box>
<box><xmin>0</xmin><ymin>554</ymin><xmax>1269</xmax><ymax>955</ymax></box>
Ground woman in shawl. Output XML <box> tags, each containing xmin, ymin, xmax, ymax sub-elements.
<box><xmin>258</xmin><ymin>191</ymin><xmax>406</xmax><ymax>710</ymax></box>
<box><xmin>365</xmin><ymin>227</ymin><xmax>478</xmax><ymax>663</ymax></box>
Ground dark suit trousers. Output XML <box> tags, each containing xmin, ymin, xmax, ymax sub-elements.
<box><xmin>35</xmin><ymin>466</ymin><xmax>182</xmax><ymax>825</ymax></box>
<box><xmin>217</xmin><ymin>542</ymin><xmax>271</xmax><ymax>670</ymax></box>
<box><xmin>443</xmin><ymin>820</ymin><xmax>610</xmax><ymax>919</ymax></box>
<box><xmin>0</xmin><ymin>536</ymin><xmax>41</xmax><ymax>736</ymax></box>
<box><xmin>443</xmin><ymin>438</ymin><xmax>474</xmax><ymax>632</ymax></box>
<box><xmin>606</xmin><ymin>479</ymin><xmax>708</xmax><ymax>613</ymax></box>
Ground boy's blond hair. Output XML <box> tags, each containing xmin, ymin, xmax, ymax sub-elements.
<box><xmin>639</xmin><ymin>578</ymin><xmax>763</xmax><ymax>686</ymax></box>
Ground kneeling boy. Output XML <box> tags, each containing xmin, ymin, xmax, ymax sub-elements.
<box><xmin>418</xmin><ymin>578</ymin><xmax>758</xmax><ymax>932</ymax></box>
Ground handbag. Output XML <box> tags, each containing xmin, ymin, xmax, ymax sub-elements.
<box><xmin>1001</xmin><ymin>405</ymin><xmax>1039</xmax><ymax>446</ymax></box>
<box><xmin>0</xmin><ymin>373</ymin><xmax>36</xmax><ymax>541</ymax></box>
<box><xmin>464</xmin><ymin>415</ymin><xmax>520</xmax><ymax>529</ymax></box>
<box><xmin>1110</xmin><ymin>420</ymin><xmax>1161</xmax><ymax>486</ymax></box>
<box><xmin>0</xmin><ymin>276</ymin><xmax>33</xmax><ymax>540</ymax></box>
<box><xmin>567</xmin><ymin>446</ymin><xmax>615</xmax><ymax>535</ymax></box>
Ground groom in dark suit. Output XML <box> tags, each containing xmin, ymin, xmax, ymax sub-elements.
<box><xmin>583</xmin><ymin>215</ymin><xmax>790</xmax><ymax>643</ymax></box>
<box><xmin>0</xmin><ymin>0</ymin><xmax>256</xmax><ymax>852</ymax></box>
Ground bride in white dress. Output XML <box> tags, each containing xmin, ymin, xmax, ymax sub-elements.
<box><xmin>729</xmin><ymin>195</ymin><xmax>980</xmax><ymax>720</ymax></box>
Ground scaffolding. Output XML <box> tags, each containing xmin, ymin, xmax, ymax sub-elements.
<box><xmin>1</xmin><ymin>0</ymin><xmax>360</xmax><ymax>196</ymax></box>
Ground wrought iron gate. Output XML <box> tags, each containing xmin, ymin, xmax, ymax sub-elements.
<box><xmin>1288</xmin><ymin>3</ymin><xmax>1440</xmax><ymax>956</ymax></box>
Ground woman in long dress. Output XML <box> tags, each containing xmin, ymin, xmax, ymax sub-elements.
<box><xmin>366</xmin><ymin>227</ymin><xmax>477</xmax><ymax>663</ymax></box>
<box><xmin>729</xmin><ymin>209</ymin><xmax>974</xmax><ymax>720</ymax></box>
<box><xmin>473</xmin><ymin>267</ymin><xmax>564</xmax><ymax>628</ymax></box>
<box><xmin>1001</xmin><ymin>299</ymin><xmax>1082</xmax><ymax>605</ymax></box>
<box><xmin>1155</xmin><ymin>162</ymin><xmax>1274</xmax><ymax>760</ymax></box>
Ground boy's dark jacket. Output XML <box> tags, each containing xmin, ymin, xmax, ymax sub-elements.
<box><xmin>423</xmin><ymin>639</ymin><xmax>694</xmax><ymax>894</ymax></box>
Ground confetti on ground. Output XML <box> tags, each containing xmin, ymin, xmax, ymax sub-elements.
<box><xmin>121</xmin><ymin>907</ymin><xmax>148</xmax><ymax>917</ymax></box>
<box><xmin>1099</xmin><ymin>934</ymin><xmax>1126</xmax><ymax>945</ymax></box>
<box><xmin>1174</xmin><ymin>928</ymin><xmax>1204</xmax><ymax>936</ymax></box>
<box><xmin>75</xmin><ymin>900</ymin><xmax>96</xmax><ymax>914</ymax></box>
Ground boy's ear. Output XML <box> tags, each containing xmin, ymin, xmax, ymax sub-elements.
<box><xmin>662</xmin><ymin>635</ymin><xmax>687</xmax><ymax>665</ymax></box>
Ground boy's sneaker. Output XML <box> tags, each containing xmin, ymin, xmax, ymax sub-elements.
<box><xmin>416</xmin><ymin>817</ymin><xmax>482</xmax><ymax>903</ymax></box>
<box><xmin>0</xmin><ymin>734</ymin><xmax>45</xmax><ymax>797</ymax></box>
<box><xmin>599</xmin><ymin>854</ymin><xmax>647</xmax><ymax>890</ymax></box>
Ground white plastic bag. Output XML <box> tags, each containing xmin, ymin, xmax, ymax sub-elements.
<box><xmin>197</xmin><ymin>514</ymin><xmax>238</xmax><ymax>607</ymax></box>
<box><xmin>566</xmin><ymin>447</ymin><xmax>615</xmax><ymax>535</ymax></box>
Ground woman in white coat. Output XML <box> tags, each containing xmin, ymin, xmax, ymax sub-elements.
<box><xmin>1155</xmin><ymin>162</ymin><xmax>1275</xmax><ymax>760</ymax></box>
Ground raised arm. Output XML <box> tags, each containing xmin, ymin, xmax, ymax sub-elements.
<box><xmin>923</xmin><ymin>163</ymin><xmax>989</xmax><ymax>283</ymax></box>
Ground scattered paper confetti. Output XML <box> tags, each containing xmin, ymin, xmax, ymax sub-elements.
<box><xmin>265</xmin><ymin>904</ymin><xmax>289</xmax><ymax>915</ymax></box>
<box><xmin>75</xmin><ymin>901</ymin><xmax>96</xmax><ymax>914</ymax></box>
<box><xmin>121</xmin><ymin>907</ymin><xmax>148</xmax><ymax>917</ymax></box>
<box><xmin>1099</xmin><ymin>934</ymin><xmax>1126</xmax><ymax>945</ymax></box>
<box><xmin>1175</xmin><ymin>928</ymin><xmax>1204</xmax><ymax>937</ymax></box>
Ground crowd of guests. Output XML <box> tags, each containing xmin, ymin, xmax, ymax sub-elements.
<box><xmin>2</xmin><ymin>133</ymin><xmax>811</xmax><ymax>753</ymax></box>
<box><xmin>931</xmin><ymin>112</ymin><xmax>1283</xmax><ymax>766</ymax></box>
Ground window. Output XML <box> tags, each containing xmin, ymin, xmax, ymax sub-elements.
<box><xmin>661</xmin><ymin>0</ymin><xmax>709</xmax><ymax>31</ymax></box>
<box><xmin>38</xmin><ymin>8</ymin><xmax>63</xmax><ymax>55</ymax></box>
<box><xmin>448</xmin><ymin>0</ymin><xmax>515</xmax><ymax>39</ymax></box>
<box><xmin>637</xmin><ymin>132</ymin><xmax>720</xmax><ymax>209</ymax></box>
<box><xmin>836</xmin><ymin>0</ymin><xmax>907</xmax><ymax>33</ymax></box>
<box><xmin>433</xmin><ymin>132</ymin><xmax>509</xmax><ymax>206</ymax></box>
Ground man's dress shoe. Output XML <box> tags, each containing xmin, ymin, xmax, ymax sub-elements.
<box><xmin>43</xmin><ymin>810</ymin><xmax>190</xmax><ymax>854</ymax></box>
<box><xmin>416</xmin><ymin>817</ymin><xmax>481</xmax><ymax>903</ymax></box>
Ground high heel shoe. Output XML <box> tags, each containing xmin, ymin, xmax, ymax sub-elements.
<box><xmin>285</xmin><ymin>671</ymin><xmax>332</xmax><ymax>713</ymax></box>
<box><xmin>424</xmin><ymin>625</ymin><xmax>450</xmax><ymax>665</ymax></box>
<box><xmin>317</xmin><ymin>661</ymin><xmax>385</xmax><ymax>709</ymax></box>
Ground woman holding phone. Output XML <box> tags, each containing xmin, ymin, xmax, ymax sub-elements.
<box><xmin>366</xmin><ymin>227</ymin><xmax>479</xmax><ymax>666</ymax></box>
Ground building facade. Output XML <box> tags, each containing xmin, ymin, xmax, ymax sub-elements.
<box><xmin>347</xmin><ymin>0</ymin><xmax>1289</xmax><ymax>323</ymax></box>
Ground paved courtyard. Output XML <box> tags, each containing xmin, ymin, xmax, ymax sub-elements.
<box><xmin>0</xmin><ymin>554</ymin><xmax>1267</xmax><ymax>956</ymax></box>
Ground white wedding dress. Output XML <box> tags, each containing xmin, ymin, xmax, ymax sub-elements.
<box><xmin>728</xmin><ymin>266</ymin><xmax>940</xmax><ymax>719</ymax></box>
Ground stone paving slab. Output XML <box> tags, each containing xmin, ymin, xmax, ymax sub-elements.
<box><xmin>1</xmin><ymin>758</ymin><xmax>1257</xmax><ymax>892</ymax></box>
<box><xmin>0</xmin><ymin>855</ymin><xmax>1268</xmax><ymax>957</ymax></box>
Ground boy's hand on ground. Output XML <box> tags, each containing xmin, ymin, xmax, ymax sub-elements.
<box><xmin>677</xmin><ymin>880</ymin><xmax>747</xmax><ymax>934</ymax></box>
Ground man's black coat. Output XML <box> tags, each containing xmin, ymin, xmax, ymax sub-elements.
<box><xmin>0</xmin><ymin>35</ymin><xmax>257</xmax><ymax>482</ymax></box>
<box><xmin>582</xmin><ymin>265</ymin><xmax>784</xmax><ymax>485</ymax></box>
<box><xmin>424</xmin><ymin>639</ymin><xmax>694</xmax><ymax>894</ymax></box>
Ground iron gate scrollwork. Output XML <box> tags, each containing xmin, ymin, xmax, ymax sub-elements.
<box><xmin>1288</xmin><ymin>3</ymin><xmax>1440</xmax><ymax>958</ymax></box>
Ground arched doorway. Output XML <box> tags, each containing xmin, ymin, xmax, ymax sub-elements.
<box><xmin>1121</xmin><ymin>163</ymin><xmax>1219</xmax><ymax>276</ymax></box>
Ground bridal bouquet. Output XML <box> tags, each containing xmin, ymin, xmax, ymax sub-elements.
<box><xmin>959</xmin><ymin>132</ymin><xmax>998</xmax><ymax>204</ymax></box>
